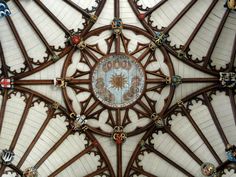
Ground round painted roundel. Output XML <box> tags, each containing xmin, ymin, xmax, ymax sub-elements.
<box><xmin>92</xmin><ymin>54</ymin><xmax>145</xmax><ymax>108</ymax></box>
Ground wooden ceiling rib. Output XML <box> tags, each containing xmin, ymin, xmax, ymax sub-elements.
<box><xmin>178</xmin><ymin>101</ymin><xmax>223</xmax><ymax>165</ymax></box>
<box><xmin>0</xmin><ymin>0</ymin><xmax>235</xmax><ymax>177</ymax></box>
<box><xmin>202</xmin><ymin>9</ymin><xmax>230</xmax><ymax>68</ymax></box>
<box><xmin>181</xmin><ymin>0</ymin><xmax>218</xmax><ymax>52</ymax></box>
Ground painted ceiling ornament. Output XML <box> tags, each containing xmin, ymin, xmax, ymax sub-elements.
<box><xmin>51</xmin><ymin>54</ymin><xmax>60</xmax><ymax>63</ymax></box>
<box><xmin>69</xmin><ymin>113</ymin><xmax>88</xmax><ymax>132</ymax></box>
<box><xmin>139</xmin><ymin>139</ymin><xmax>146</xmax><ymax>147</ymax></box>
<box><xmin>23</xmin><ymin>167</ymin><xmax>38</xmax><ymax>177</ymax></box>
<box><xmin>171</xmin><ymin>75</ymin><xmax>182</xmax><ymax>87</ymax></box>
<box><xmin>138</xmin><ymin>13</ymin><xmax>145</xmax><ymax>20</ymax></box>
<box><xmin>219</xmin><ymin>72</ymin><xmax>236</xmax><ymax>88</ymax></box>
<box><xmin>177</xmin><ymin>50</ymin><xmax>187</xmax><ymax>60</ymax></box>
<box><xmin>149</xmin><ymin>41</ymin><xmax>157</xmax><ymax>51</ymax></box>
<box><xmin>0</xmin><ymin>78</ymin><xmax>14</xmax><ymax>90</ymax></box>
<box><xmin>0</xmin><ymin>0</ymin><xmax>11</xmax><ymax>18</ymax></box>
<box><xmin>112</xmin><ymin>18</ymin><xmax>123</xmax><ymax>36</ymax></box>
<box><xmin>201</xmin><ymin>162</ymin><xmax>218</xmax><ymax>177</ymax></box>
<box><xmin>225</xmin><ymin>144</ymin><xmax>236</xmax><ymax>162</ymax></box>
<box><xmin>224</xmin><ymin>0</ymin><xmax>236</xmax><ymax>10</ymax></box>
<box><xmin>51</xmin><ymin>102</ymin><xmax>59</xmax><ymax>110</ymax></box>
<box><xmin>92</xmin><ymin>54</ymin><xmax>145</xmax><ymax>108</ymax></box>
<box><xmin>151</xmin><ymin>113</ymin><xmax>164</xmax><ymax>128</ymax></box>
<box><xmin>89</xmin><ymin>14</ymin><xmax>97</xmax><ymax>24</ymax></box>
<box><xmin>154</xmin><ymin>32</ymin><xmax>168</xmax><ymax>47</ymax></box>
<box><xmin>0</xmin><ymin>149</ymin><xmax>14</xmax><ymax>165</ymax></box>
<box><xmin>112</xmin><ymin>126</ymin><xmax>127</xmax><ymax>144</ymax></box>
<box><xmin>53</xmin><ymin>77</ymin><xmax>72</xmax><ymax>88</ymax></box>
<box><xmin>77</xmin><ymin>40</ymin><xmax>87</xmax><ymax>50</ymax></box>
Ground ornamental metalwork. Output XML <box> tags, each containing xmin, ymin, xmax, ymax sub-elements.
<box><xmin>0</xmin><ymin>149</ymin><xmax>14</xmax><ymax>165</ymax></box>
<box><xmin>219</xmin><ymin>72</ymin><xmax>236</xmax><ymax>88</ymax></box>
<box><xmin>0</xmin><ymin>0</ymin><xmax>11</xmax><ymax>18</ymax></box>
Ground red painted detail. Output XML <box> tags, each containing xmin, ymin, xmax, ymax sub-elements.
<box><xmin>138</xmin><ymin>13</ymin><xmax>145</xmax><ymax>20</ymax></box>
<box><xmin>0</xmin><ymin>79</ymin><xmax>12</xmax><ymax>88</ymax></box>
<box><xmin>92</xmin><ymin>140</ymin><xmax>99</xmax><ymax>146</ymax></box>
<box><xmin>71</xmin><ymin>35</ymin><xmax>80</xmax><ymax>45</ymax></box>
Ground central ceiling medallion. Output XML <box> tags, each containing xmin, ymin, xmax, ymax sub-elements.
<box><xmin>92</xmin><ymin>54</ymin><xmax>145</xmax><ymax>108</ymax></box>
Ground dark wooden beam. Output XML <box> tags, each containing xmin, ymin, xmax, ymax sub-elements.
<box><xmin>116</xmin><ymin>109</ymin><xmax>121</xmax><ymax>126</ymax></box>
<box><xmin>14</xmin><ymin>0</ymin><xmax>55</xmax><ymax>55</ymax></box>
<box><xmin>6</xmin><ymin>16</ymin><xmax>33</xmax><ymax>70</ymax></box>
<box><xmin>14</xmin><ymin>79</ymin><xmax>54</xmax><ymax>85</ymax></box>
<box><xmin>114</xmin><ymin>0</ymin><xmax>120</xmax><ymax>18</ymax></box>
<box><xmin>163</xmin><ymin>0</ymin><xmax>197</xmax><ymax>34</ymax></box>
<box><xmin>9</xmin><ymin>94</ymin><xmax>34</xmax><ymax>151</ymax></box>
<box><xmin>13</xmin><ymin>46</ymin><xmax>72</xmax><ymax>80</ymax></box>
<box><xmin>137</xmin><ymin>100</ymin><xmax>152</xmax><ymax>114</ymax></box>
<box><xmin>0</xmin><ymin>42</ymin><xmax>9</xmax><ymax>77</ymax></box>
<box><xmin>145</xmin><ymin>0</ymin><xmax>168</xmax><ymax>17</ymax></box>
<box><xmin>82</xmin><ymin>0</ymin><xmax>106</xmax><ymax>36</ymax></box>
<box><xmin>117</xmin><ymin>143</ymin><xmax>122</xmax><ymax>177</ymax></box>
<box><xmin>17</xmin><ymin>108</ymin><xmax>56</xmax><ymax>168</ymax></box>
<box><xmin>128</xmin><ymin>0</ymin><xmax>155</xmax><ymax>36</ymax></box>
<box><xmin>63</xmin><ymin>0</ymin><xmax>91</xmax><ymax>19</ymax></box>
<box><xmin>182</xmin><ymin>0</ymin><xmax>218</xmax><ymax>51</ymax></box>
<box><xmin>165</xmin><ymin>127</ymin><xmax>203</xmax><ymax>165</ymax></box>
<box><xmin>164</xmin><ymin>43</ymin><xmax>218</xmax><ymax>76</ymax></box>
<box><xmin>85</xmin><ymin>131</ymin><xmax>116</xmax><ymax>176</ymax></box>
<box><xmin>8</xmin><ymin>164</ymin><xmax>23</xmax><ymax>175</ymax></box>
<box><xmin>228</xmin><ymin>33</ymin><xmax>236</xmax><ymax>71</ymax></box>
<box><xmin>83</xmin><ymin>48</ymin><xmax>99</xmax><ymax>63</ymax></box>
<box><xmin>228</xmin><ymin>90</ymin><xmax>236</xmax><ymax>126</ymax></box>
<box><xmin>130</xmin><ymin>166</ymin><xmax>158</xmax><ymax>177</ymax></box>
<box><xmin>84</xmin><ymin>167</ymin><xmax>108</xmax><ymax>177</ymax></box>
<box><xmin>0</xmin><ymin>90</ymin><xmax>8</xmax><ymax>134</ymax></box>
<box><xmin>48</xmin><ymin>144</ymin><xmax>94</xmax><ymax>177</ymax></box>
<box><xmin>137</xmin><ymin>48</ymin><xmax>150</xmax><ymax>62</ymax></box>
<box><xmin>145</xmin><ymin>78</ymin><xmax>166</xmax><ymax>84</ymax></box>
<box><xmin>34</xmin><ymin>129</ymin><xmax>72</xmax><ymax>168</ymax></box>
<box><xmin>182</xmin><ymin>77</ymin><xmax>219</xmax><ymax>83</ymax></box>
<box><xmin>0</xmin><ymin>165</ymin><xmax>6</xmax><ymax>176</ymax></box>
<box><xmin>145</xmin><ymin>144</ymin><xmax>194</xmax><ymax>177</ymax></box>
<box><xmin>179</xmin><ymin>104</ymin><xmax>223</xmax><ymax>165</ymax></box>
<box><xmin>203</xmin><ymin>93</ymin><xmax>229</xmax><ymax>146</ymax></box>
<box><xmin>115</xmin><ymin>34</ymin><xmax>121</xmax><ymax>54</ymax></box>
<box><xmin>84</xmin><ymin>100</ymin><xmax>100</xmax><ymax>116</ymax></box>
<box><xmin>164</xmin><ymin>84</ymin><xmax>219</xmax><ymax>117</ymax></box>
<box><xmin>35</xmin><ymin>0</ymin><xmax>71</xmax><ymax>35</ymax></box>
<box><xmin>124</xmin><ymin>126</ymin><xmax>156</xmax><ymax>177</ymax></box>
<box><xmin>203</xmin><ymin>9</ymin><xmax>230</xmax><ymax>68</ymax></box>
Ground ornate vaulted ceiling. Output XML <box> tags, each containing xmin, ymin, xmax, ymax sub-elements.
<box><xmin>0</xmin><ymin>0</ymin><xmax>236</xmax><ymax>177</ymax></box>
